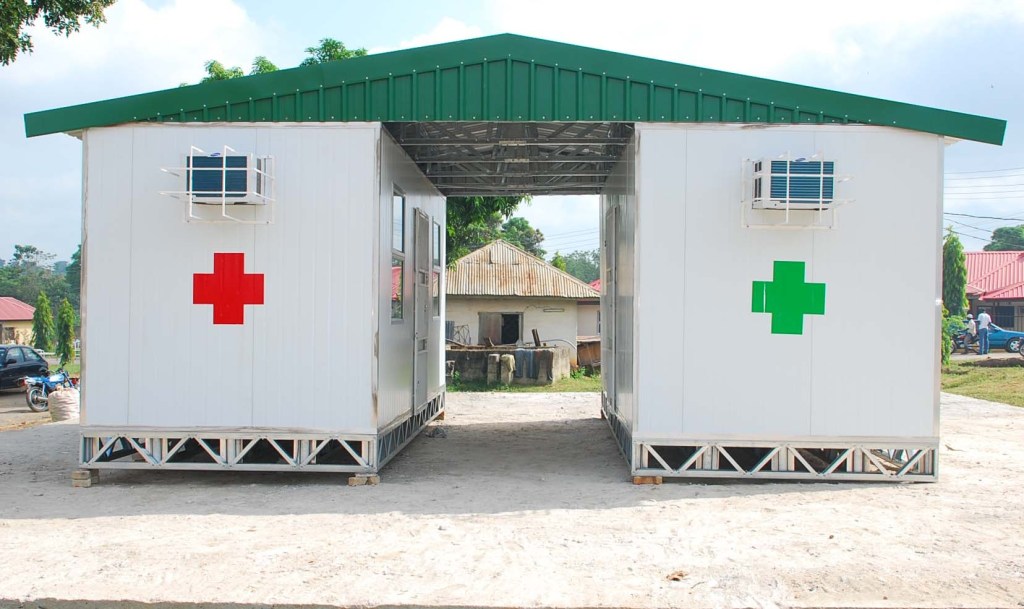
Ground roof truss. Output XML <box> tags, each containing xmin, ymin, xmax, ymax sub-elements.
<box><xmin>386</xmin><ymin>121</ymin><xmax>631</xmax><ymax>195</ymax></box>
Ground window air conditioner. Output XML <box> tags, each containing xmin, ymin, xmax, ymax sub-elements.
<box><xmin>751</xmin><ymin>159</ymin><xmax>835</xmax><ymax>210</ymax></box>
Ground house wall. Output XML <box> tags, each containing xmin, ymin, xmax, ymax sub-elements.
<box><xmin>446</xmin><ymin>297</ymin><xmax>579</xmax><ymax>349</ymax></box>
<box><xmin>600</xmin><ymin>135</ymin><xmax>637</xmax><ymax>433</ymax></box>
<box><xmin>577</xmin><ymin>301</ymin><xmax>600</xmax><ymax>337</ymax></box>
<box><xmin>81</xmin><ymin>123</ymin><xmax>380</xmax><ymax>431</ymax></box>
<box><xmin>0</xmin><ymin>320</ymin><xmax>33</xmax><ymax>345</ymax></box>
<box><xmin>631</xmin><ymin>123</ymin><xmax>942</xmax><ymax>440</ymax></box>
<box><xmin>376</xmin><ymin>132</ymin><xmax>446</xmax><ymax>431</ymax></box>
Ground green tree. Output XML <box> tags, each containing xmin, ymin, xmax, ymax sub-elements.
<box><xmin>0</xmin><ymin>0</ymin><xmax>114</xmax><ymax>65</ymax></box>
<box><xmin>563</xmin><ymin>249</ymin><xmax>600</xmax><ymax>283</ymax></box>
<box><xmin>984</xmin><ymin>225</ymin><xmax>1024</xmax><ymax>251</ymax></box>
<box><xmin>66</xmin><ymin>244</ymin><xmax>82</xmax><ymax>301</ymax></box>
<box><xmin>499</xmin><ymin>217</ymin><xmax>545</xmax><ymax>258</ymax></box>
<box><xmin>941</xmin><ymin>306</ymin><xmax>962</xmax><ymax>366</ymax></box>
<box><xmin>251</xmin><ymin>55</ymin><xmax>278</xmax><ymax>74</ymax></box>
<box><xmin>550</xmin><ymin>252</ymin><xmax>567</xmax><ymax>271</ymax></box>
<box><xmin>190</xmin><ymin>38</ymin><xmax>362</xmax><ymax>85</ymax></box>
<box><xmin>200</xmin><ymin>59</ymin><xmax>245</xmax><ymax>83</ymax></box>
<box><xmin>445</xmin><ymin>196</ymin><xmax>527</xmax><ymax>264</ymax></box>
<box><xmin>0</xmin><ymin>245</ymin><xmax>77</xmax><ymax>315</ymax></box>
<box><xmin>31</xmin><ymin>292</ymin><xmax>55</xmax><ymax>351</ymax></box>
<box><xmin>55</xmin><ymin>297</ymin><xmax>76</xmax><ymax>366</ymax></box>
<box><xmin>10</xmin><ymin>244</ymin><xmax>53</xmax><ymax>268</ymax></box>
<box><xmin>300</xmin><ymin>37</ymin><xmax>367</xmax><ymax>66</ymax></box>
<box><xmin>942</xmin><ymin>227</ymin><xmax>969</xmax><ymax>317</ymax></box>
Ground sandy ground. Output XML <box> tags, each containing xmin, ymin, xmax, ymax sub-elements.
<box><xmin>0</xmin><ymin>389</ymin><xmax>50</xmax><ymax>431</ymax></box>
<box><xmin>0</xmin><ymin>392</ymin><xmax>1022</xmax><ymax>609</ymax></box>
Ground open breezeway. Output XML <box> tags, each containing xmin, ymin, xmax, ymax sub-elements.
<box><xmin>0</xmin><ymin>392</ymin><xmax>1022</xmax><ymax>609</ymax></box>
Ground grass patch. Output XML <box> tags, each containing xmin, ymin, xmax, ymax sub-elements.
<box><xmin>942</xmin><ymin>361</ymin><xmax>1024</xmax><ymax>407</ymax></box>
<box><xmin>450</xmin><ymin>372</ymin><xmax>602</xmax><ymax>393</ymax></box>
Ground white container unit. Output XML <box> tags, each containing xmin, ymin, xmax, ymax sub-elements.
<box><xmin>601</xmin><ymin>123</ymin><xmax>941</xmax><ymax>481</ymax></box>
<box><xmin>79</xmin><ymin>123</ymin><xmax>446</xmax><ymax>474</ymax></box>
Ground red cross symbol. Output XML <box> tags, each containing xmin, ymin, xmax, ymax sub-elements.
<box><xmin>193</xmin><ymin>253</ymin><xmax>264</xmax><ymax>325</ymax></box>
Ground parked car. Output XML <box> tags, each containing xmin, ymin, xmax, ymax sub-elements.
<box><xmin>0</xmin><ymin>345</ymin><xmax>49</xmax><ymax>389</ymax></box>
<box><xmin>985</xmin><ymin>324</ymin><xmax>1024</xmax><ymax>352</ymax></box>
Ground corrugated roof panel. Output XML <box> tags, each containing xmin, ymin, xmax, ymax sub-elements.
<box><xmin>24</xmin><ymin>34</ymin><xmax>1006</xmax><ymax>145</ymax></box>
<box><xmin>447</xmin><ymin>240</ymin><xmax>599</xmax><ymax>299</ymax></box>
<box><xmin>965</xmin><ymin>252</ymin><xmax>1024</xmax><ymax>300</ymax></box>
<box><xmin>0</xmin><ymin>297</ymin><xmax>35</xmax><ymax>321</ymax></box>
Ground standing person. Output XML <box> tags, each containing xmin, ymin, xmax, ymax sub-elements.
<box><xmin>977</xmin><ymin>308</ymin><xmax>992</xmax><ymax>355</ymax></box>
<box><xmin>965</xmin><ymin>313</ymin><xmax>978</xmax><ymax>354</ymax></box>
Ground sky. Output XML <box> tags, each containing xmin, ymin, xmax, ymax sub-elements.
<box><xmin>1</xmin><ymin>0</ymin><xmax>1022</xmax><ymax>263</ymax></box>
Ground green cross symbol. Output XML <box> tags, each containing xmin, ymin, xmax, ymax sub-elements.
<box><xmin>751</xmin><ymin>261</ymin><xmax>826</xmax><ymax>335</ymax></box>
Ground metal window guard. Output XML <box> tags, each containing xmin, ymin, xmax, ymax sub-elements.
<box><xmin>741</xmin><ymin>152</ymin><xmax>852</xmax><ymax>230</ymax></box>
<box><xmin>160</xmin><ymin>145</ymin><xmax>275</xmax><ymax>225</ymax></box>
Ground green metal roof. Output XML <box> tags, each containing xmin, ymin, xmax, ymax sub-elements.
<box><xmin>24</xmin><ymin>33</ymin><xmax>1005</xmax><ymax>145</ymax></box>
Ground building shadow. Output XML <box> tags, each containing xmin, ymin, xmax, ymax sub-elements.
<box><xmin>0</xmin><ymin>411</ymin><xmax>892</xmax><ymax>521</ymax></box>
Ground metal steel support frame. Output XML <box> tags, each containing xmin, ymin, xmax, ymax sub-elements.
<box><xmin>378</xmin><ymin>392</ymin><xmax>445</xmax><ymax>468</ymax></box>
<box><xmin>80</xmin><ymin>429</ymin><xmax>376</xmax><ymax>473</ymax></box>
<box><xmin>633</xmin><ymin>438</ymin><xmax>937</xmax><ymax>482</ymax></box>
<box><xmin>601</xmin><ymin>393</ymin><xmax>633</xmax><ymax>470</ymax></box>
<box><xmin>79</xmin><ymin>392</ymin><xmax>446</xmax><ymax>473</ymax></box>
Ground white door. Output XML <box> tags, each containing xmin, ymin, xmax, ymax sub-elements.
<box><xmin>413</xmin><ymin>209</ymin><xmax>430</xmax><ymax>410</ymax></box>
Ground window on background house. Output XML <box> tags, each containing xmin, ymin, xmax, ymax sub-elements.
<box><xmin>993</xmin><ymin>305</ymin><xmax>1015</xmax><ymax>329</ymax></box>
<box><xmin>391</xmin><ymin>191</ymin><xmax>405</xmax><ymax>321</ymax></box>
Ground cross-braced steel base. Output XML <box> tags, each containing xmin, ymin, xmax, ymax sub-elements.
<box><xmin>634</xmin><ymin>441</ymin><xmax>936</xmax><ymax>481</ymax></box>
<box><xmin>601</xmin><ymin>399</ymin><xmax>936</xmax><ymax>482</ymax></box>
<box><xmin>79</xmin><ymin>393</ymin><xmax>446</xmax><ymax>475</ymax></box>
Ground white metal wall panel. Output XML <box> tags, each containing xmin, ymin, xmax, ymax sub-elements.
<box><xmin>80</xmin><ymin>129</ymin><xmax>134</xmax><ymax>426</ymax></box>
<box><xmin>83</xmin><ymin>123</ymin><xmax>379</xmax><ymax>431</ymax></box>
<box><xmin>633</xmin><ymin>123</ymin><xmax>940</xmax><ymax>441</ymax></box>
<box><xmin>126</xmin><ymin>127</ymin><xmax>257</xmax><ymax>428</ymax></box>
<box><xmin>807</xmin><ymin>131</ymin><xmax>942</xmax><ymax>438</ymax></box>
<box><xmin>251</xmin><ymin>125</ymin><xmax>378</xmax><ymax>431</ymax></box>
<box><xmin>600</xmin><ymin>136</ymin><xmax>637</xmax><ymax>430</ymax></box>
<box><xmin>377</xmin><ymin>132</ymin><xmax>445</xmax><ymax>431</ymax></box>
<box><xmin>446</xmin><ymin>297</ymin><xmax>579</xmax><ymax>347</ymax></box>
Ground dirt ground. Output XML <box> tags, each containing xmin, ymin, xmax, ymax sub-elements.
<box><xmin>0</xmin><ymin>392</ymin><xmax>1022</xmax><ymax>609</ymax></box>
<box><xmin>0</xmin><ymin>389</ymin><xmax>50</xmax><ymax>431</ymax></box>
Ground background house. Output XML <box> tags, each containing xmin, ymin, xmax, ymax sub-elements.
<box><xmin>447</xmin><ymin>240</ymin><xmax>599</xmax><ymax>356</ymax></box>
<box><xmin>578</xmin><ymin>278</ymin><xmax>601</xmax><ymax>338</ymax></box>
<box><xmin>0</xmin><ymin>297</ymin><xmax>35</xmax><ymax>345</ymax></box>
<box><xmin>965</xmin><ymin>251</ymin><xmax>1024</xmax><ymax>328</ymax></box>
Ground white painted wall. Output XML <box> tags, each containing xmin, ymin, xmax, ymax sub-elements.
<box><xmin>577</xmin><ymin>301</ymin><xmax>600</xmax><ymax>337</ymax></box>
<box><xmin>376</xmin><ymin>132</ymin><xmax>445</xmax><ymax>431</ymax></box>
<box><xmin>447</xmin><ymin>297</ymin><xmax>579</xmax><ymax>348</ymax></box>
<box><xmin>82</xmin><ymin>123</ymin><xmax>384</xmax><ymax>432</ymax></box>
<box><xmin>631</xmin><ymin>123</ymin><xmax>941</xmax><ymax>441</ymax></box>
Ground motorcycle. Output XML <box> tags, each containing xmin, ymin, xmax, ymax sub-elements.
<box><xmin>21</xmin><ymin>369</ymin><xmax>77</xmax><ymax>413</ymax></box>
<box><xmin>952</xmin><ymin>329</ymin><xmax>979</xmax><ymax>355</ymax></box>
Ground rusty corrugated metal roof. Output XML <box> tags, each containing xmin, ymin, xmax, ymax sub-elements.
<box><xmin>448</xmin><ymin>240</ymin><xmax>599</xmax><ymax>299</ymax></box>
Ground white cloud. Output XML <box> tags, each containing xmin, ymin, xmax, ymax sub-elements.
<box><xmin>488</xmin><ymin>0</ymin><xmax>1024</xmax><ymax>80</ymax></box>
<box><xmin>516</xmin><ymin>195</ymin><xmax>601</xmax><ymax>255</ymax></box>
<box><xmin>369</xmin><ymin>17</ymin><xmax>483</xmax><ymax>54</ymax></box>
<box><xmin>3</xmin><ymin>0</ymin><xmax>270</xmax><ymax>93</ymax></box>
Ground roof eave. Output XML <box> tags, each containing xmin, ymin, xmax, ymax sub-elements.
<box><xmin>23</xmin><ymin>33</ymin><xmax>1007</xmax><ymax>145</ymax></box>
